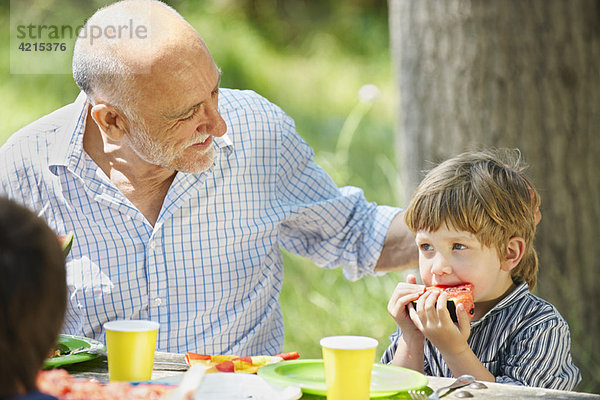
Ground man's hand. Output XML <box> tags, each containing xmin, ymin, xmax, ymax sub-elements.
<box><xmin>375</xmin><ymin>212</ymin><xmax>418</xmax><ymax>272</ymax></box>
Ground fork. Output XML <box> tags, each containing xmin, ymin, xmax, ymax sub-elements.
<box><xmin>409</xmin><ymin>374</ymin><xmax>475</xmax><ymax>400</ymax></box>
<box><xmin>408</xmin><ymin>390</ymin><xmax>429</xmax><ymax>400</ymax></box>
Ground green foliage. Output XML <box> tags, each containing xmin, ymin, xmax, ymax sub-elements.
<box><xmin>1</xmin><ymin>0</ymin><xmax>404</xmax><ymax>360</ymax></box>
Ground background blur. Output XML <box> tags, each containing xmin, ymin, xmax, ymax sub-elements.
<box><xmin>3</xmin><ymin>0</ymin><xmax>596</xmax><ymax>394</ymax></box>
<box><xmin>1</xmin><ymin>0</ymin><xmax>406</xmax><ymax>363</ymax></box>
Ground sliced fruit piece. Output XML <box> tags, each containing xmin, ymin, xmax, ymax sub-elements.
<box><xmin>57</xmin><ymin>232</ymin><xmax>74</xmax><ymax>256</ymax></box>
<box><xmin>413</xmin><ymin>283</ymin><xmax>474</xmax><ymax>322</ymax></box>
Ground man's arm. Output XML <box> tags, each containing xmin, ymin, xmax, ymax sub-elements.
<box><xmin>375</xmin><ymin>212</ymin><xmax>418</xmax><ymax>272</ymax></box>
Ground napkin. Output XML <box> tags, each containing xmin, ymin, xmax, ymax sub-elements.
<box><xmin>185</xmin><ymin>351</ymin><xmax>299</xmax><ymax>374</ymax></box>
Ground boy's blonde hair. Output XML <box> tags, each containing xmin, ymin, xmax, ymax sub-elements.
<box><xmin>404</xmin><ymin>149</ymin><xmax>540</xmax><ymax>289</ymax></box>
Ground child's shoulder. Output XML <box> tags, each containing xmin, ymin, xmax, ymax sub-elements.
<box><xmin>504</xmin><ymin>283</ymin><xmax>569</xmax><ymax>328</ymax></box>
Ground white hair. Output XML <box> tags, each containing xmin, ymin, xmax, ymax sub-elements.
<box><xmin>72</xmin><ymin>0</ymin><xmax>182</xmax><ymax>116</ymax></box>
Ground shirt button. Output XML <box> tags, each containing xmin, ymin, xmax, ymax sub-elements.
<box><xmin>149</xmin><ymin>240</ymin><xmax>156</xmax><ymax>250</ymax></box>
<box><xmin>152</xmin><ymin>297</ymin><xmax>162</xmax><ymax>307</ymax></box>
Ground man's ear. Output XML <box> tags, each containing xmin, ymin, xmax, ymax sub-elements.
<box><xmin>501</xmin><ymin>237</ymin><xmax>526</xmax><ymax>272</ymax></box>
<box><xmin>90</xmin><ymin>103</ymin><xmax>129</xmax><ymax>141</ymax></box>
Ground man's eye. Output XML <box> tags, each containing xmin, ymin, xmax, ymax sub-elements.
<box><xmin>453</xmin><ymin>243</ymin><xmax>467</xmax><ymax>250</ymax></box>
<box><xmin>181</xmin><ymin>108</ymin><xmax>198</xmax><ymax>121</ymax></box>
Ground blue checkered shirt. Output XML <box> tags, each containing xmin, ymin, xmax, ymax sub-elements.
<box><xmin>0</xmin><ymin>89</ymin><xmax>399</xmax><ymax>355</ymax></box>
<box><xmin>380</xmin><ymin>282</ymin><xmax>581</xmax><ymax>390</ymax></box>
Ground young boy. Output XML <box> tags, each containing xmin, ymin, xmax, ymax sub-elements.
<box><xmin>381</xmin><ymin>150</ymin><xmax>581</xmax><ymax>390</ymax></box>
<box><xmin>0</xmin><ymin>197</ymin><xmax>66</xmax><ymax>399</ymax></box>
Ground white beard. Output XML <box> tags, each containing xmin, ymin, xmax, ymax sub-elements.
<box><xmin>127</xmin><ymin>124</ymin><xmax>215</xmax><ymax>174</ymax></box>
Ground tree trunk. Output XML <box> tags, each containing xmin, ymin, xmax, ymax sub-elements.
<box><xmin>389</xmin><ymin>0</ymin><xmax>599</xmax><ymax>392</ymax></box>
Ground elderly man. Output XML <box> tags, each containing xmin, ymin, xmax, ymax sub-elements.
<box><xmin>0</xmin><ymin>0</ymin><xmax>417</xmax><ymax>355</ymax></box>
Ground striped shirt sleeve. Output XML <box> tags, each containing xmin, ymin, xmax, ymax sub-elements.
<box><xmin>497</xmin><ymin>316</ymin><xmax>581</xmax><ymax>390</ymax></box>
<box><xmin>275</xmin><ymin>108</ymin><xmax>399</xmax><ymax>281</ymax></box>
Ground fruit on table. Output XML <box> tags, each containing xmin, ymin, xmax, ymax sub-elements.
<box><xmin>186</xmin><ymin>351</ymin><xmax>300</xmax><ymax>373</ymax></box>
<box><xmin>37</xmin><ymin>369</ymin><xmax>172</xmax><ymax>399</ymax></box>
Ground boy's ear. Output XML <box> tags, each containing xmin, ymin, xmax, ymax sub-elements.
<box><xmin>501</xmin><ymin>237</ymin><xmax>526</xmax><ymax>272</ymax></box>
<box><xmin>90</xmin><ymin>103</ymin><xmax>129</xmax><ymax>141</ymax></box>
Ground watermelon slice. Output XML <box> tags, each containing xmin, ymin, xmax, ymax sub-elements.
<box><xmin>412</xmin><ymin>283</ymin><xmax>474</xmax><ymax>322</ymax></box>
<box><xmin>57</xmin><ymin>232</ymin><xmax>74</xmax><ymax>256</ymax></box>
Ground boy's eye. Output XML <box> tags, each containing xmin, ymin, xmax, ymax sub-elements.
<box><xmin>420</xmin><ymin>243</ymin><xmax>433</xmax><ymax>251</ymax></box>
<box><xmin>453</xmin><ymin>243</ymin><xmax>467</xmax><ymax>250</ymax></box>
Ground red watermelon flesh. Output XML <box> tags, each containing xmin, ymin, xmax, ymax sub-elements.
<box><xmin>413</xmin><ymin>283</ymin><xmax>475</xmax><ymax>322</ymax></box>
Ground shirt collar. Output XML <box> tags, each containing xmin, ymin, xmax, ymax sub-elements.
<box><xmin>472</xmin><ymin>281</ymin><xmax>529</xmax><ymax>326</ymax></box>
<box><xmin>48</xmin><ymin>91</ymin><xmax>89</xmax><ymax>169</ymax></box>
<box><xmin>214</xmin><ymin>132</ymin><xmax>234</xmax><ymax>156</ymax></box>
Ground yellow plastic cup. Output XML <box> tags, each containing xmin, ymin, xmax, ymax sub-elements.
<box><xmin>320</xmin><ymin>336</ymin><xmax>378</xmax><ymax>400</ymax></box>
<box><xmin>103</xmin><ymin>320</ymin><xmax>160</xmax><ymax>382</ymax></box>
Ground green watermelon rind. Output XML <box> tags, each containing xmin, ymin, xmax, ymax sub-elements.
<box><xmin>410</xmin><ymin>299</ymin><xmax>466</xmax><ymax>322</ymax></box>
<box><xmin>58</xmin><ymin>232</ymin><xmax>74</xmax><ymax>256</ymax></box>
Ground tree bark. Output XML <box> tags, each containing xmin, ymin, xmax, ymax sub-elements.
<box><xmin>389</xmin><ymin>0</ymin><xmax>599</xmax><ymax>392</ymax></box>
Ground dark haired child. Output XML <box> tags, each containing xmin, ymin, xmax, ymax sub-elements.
<box><xmin>0</xmin><ymin>197</ymin><xmax>67</xmax><ymax>400</ymax></box>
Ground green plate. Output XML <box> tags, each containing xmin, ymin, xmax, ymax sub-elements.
<box><xmin>44</xmin><ymin>334</ymin><xmax>105</xmax><ymax>369</ymax></box>
<box><xmin>258</xmin><ymin>359</ymin><xmax>428</xmax><ymax>397</ymax></box>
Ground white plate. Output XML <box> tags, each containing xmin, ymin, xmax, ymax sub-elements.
<box><xmin>155</xmin><ymin>372</ymin><xmax>302</xmax><ymax>400</ymax></box>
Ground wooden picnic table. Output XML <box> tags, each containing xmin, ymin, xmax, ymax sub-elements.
<box><xmin>63</xmin><ymin>352</ymin><xmax>599</xmax><ymax>399</ymax></box>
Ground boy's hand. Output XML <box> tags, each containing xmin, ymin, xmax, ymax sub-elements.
<box><xmin>410</xmin><ymin>290</ymin><xmax>471</xmax><ymax>355</ymax></box>
<box><xmin>387</xmin><ymin>274</ymin><xmax>424</xmax><ymax>339</ymax></box>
